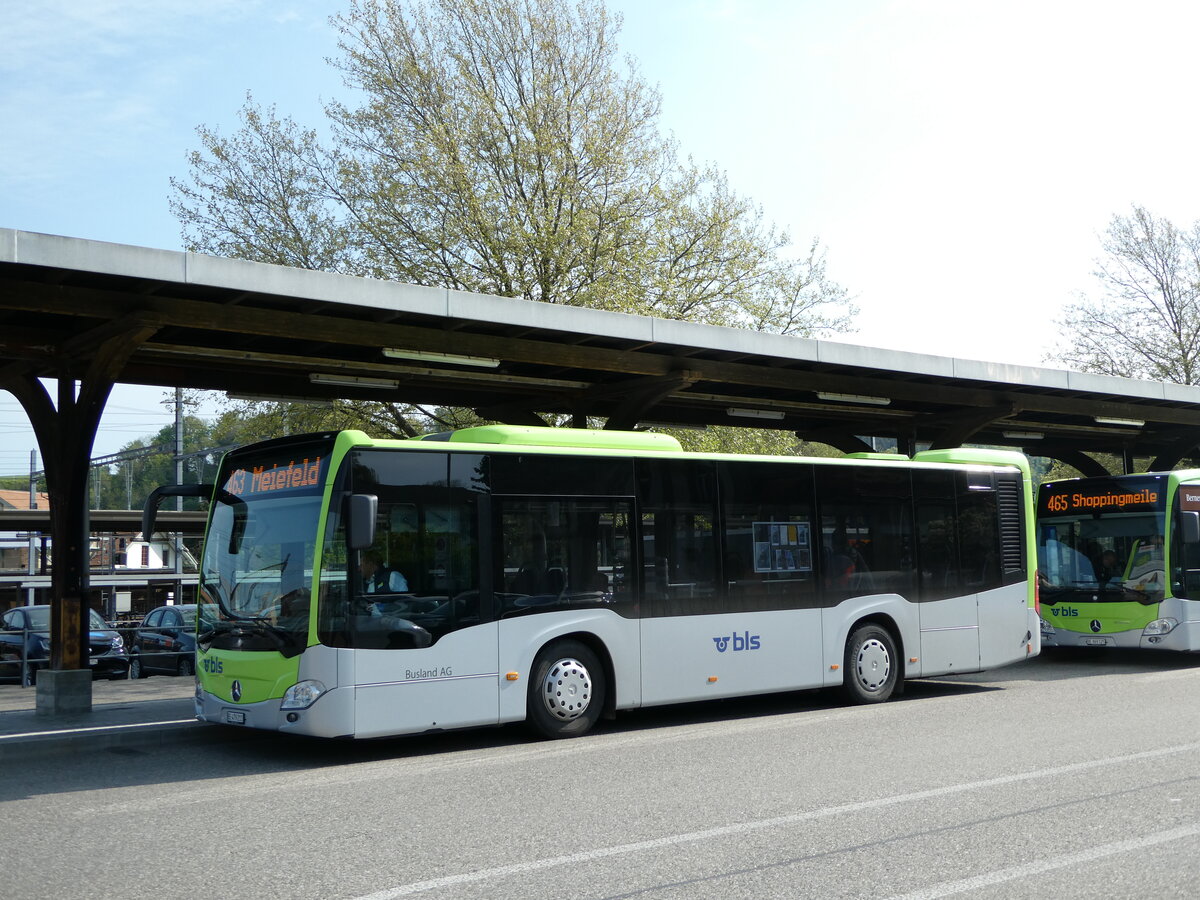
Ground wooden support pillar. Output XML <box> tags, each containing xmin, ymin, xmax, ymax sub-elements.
<box><xmin>1039</xmin><ymin>447</ymin><xmax>1113</xmax><ymax>478</ymax></box>
<box><xmin>4</xmin><ymin>371</ymin><xmax>112</xmax><ymax>672</ymax></box>
<box><xmin>0</xmin><ymin>319</ymin><xmax>157</xmax><ymax>710</ymax></box>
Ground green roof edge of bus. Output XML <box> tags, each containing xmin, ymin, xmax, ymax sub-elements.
<box><xmin>843</xmin><ymin>452</ymin><xmax>909</xmax><ymax>461</ymax></box>
<box><xmin>410</xmin><ymin>424</ymin><xmax>683</xmax><ymax>452</ymax></box>
<box><xmin>913</xmin><ymin>447</ymin><xmax>1032</xmax><ymax>477</ymax></box>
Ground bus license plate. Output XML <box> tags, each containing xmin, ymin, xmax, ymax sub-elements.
<box><xmin>224</xmin><ymin>710</ymin><xmax>246</xmax><ymax>725</ymax></box>
<box><xmin>1084</xmin><ymin>638</ymin><xmax>1110</xmax><ymax>647</ymax></box>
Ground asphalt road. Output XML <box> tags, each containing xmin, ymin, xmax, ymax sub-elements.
<box><xmin>5</xmin><ymin>648</ymin><xmax>1200</xmax><ymax>900</ymax></box>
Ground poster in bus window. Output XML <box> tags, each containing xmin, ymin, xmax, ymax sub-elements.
<box><xmin>753</xmin><ymin>521</ymin><xmax>812</xmax><ymax>573</ymax></box>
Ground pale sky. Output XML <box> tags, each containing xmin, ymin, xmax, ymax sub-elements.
<box><xmin>4</xmin><ymin>0</ymin><xmax>1200</xmax><ymax>473</ymax></box>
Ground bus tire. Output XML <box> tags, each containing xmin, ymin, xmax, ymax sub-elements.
<box><xmin>842</xmin><ymin>623</ymin><xmax>898</xmax><ymax>704</ymax></box>
<box><xmin>527</xmin><ymin>640</ymin><xmax>605</xmax><ymax>739</ymax></box>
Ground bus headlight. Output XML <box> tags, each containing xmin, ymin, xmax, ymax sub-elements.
<box><xmin>281</xmin><ymin>680</ymin><xmax>327</xmax><ymax>710</ymax></box>
<box><xmin>1142</xmin><ymin>618</ymin><xmax>1179</xmax><ymax>636</ymax></box>
<box><xmin>1040</xmin><ymin>619</ymin><xmax>1055</xmax><ymax>636</ymax></box>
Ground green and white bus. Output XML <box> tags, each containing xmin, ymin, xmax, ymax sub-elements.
<box><xmin>146</xmin><ymin>425</ymin><xmax>1040</xmax><ymax>740</ymax></box>
<box><xmin>1037</xmin><ymin>471</ymin><xmax>1200</xmax><ymax>651</ymax></box>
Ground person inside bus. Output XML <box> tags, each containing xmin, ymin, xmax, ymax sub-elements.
<box><xmin>826</xmin><ymin>530</ymin><xmax>863</xmax><ymax>590</ymax></box>
<box><xmin>361</xmin><ymin>549</ymin><xmax>409</xmax><ymax>595</ymax></box>
<box><xmin>1095</xmin><ymin>549</ymin><xmax>1122</xmax><ymax>585</ymax></box>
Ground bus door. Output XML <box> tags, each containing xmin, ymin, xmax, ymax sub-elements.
<box><xmin>346</xmin><ymin>450</ymin><xmax>498</xmax><ymax>737</ymax></box>
<box><xmin>914</xmin><ymin>470</ymin><xmax>981</xmax><ymax>673</ymax></box>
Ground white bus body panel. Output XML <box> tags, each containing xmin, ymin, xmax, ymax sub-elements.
<box><xmin>352</xmin><ymin>623</ymin><xmax>499</xmax><ymax>738</ymax></box>
<box><xmin>918</xmin><ymin>594</ymin><xmax>979</xmax><ymax>676</ymax></box>
<box><xmin>978</xmin><ymin>582</ymin><xmax>1034</xmax><ymax>668</ymax></box>
<box><xmin>640</xmin><ymin>609</ymin><xmax>824</xmax><ymax>705</ymax></box>
<box><xmin>497</xmin><ymin>609</ymin><xmax>641</xmax><ymax>724</ymax></box>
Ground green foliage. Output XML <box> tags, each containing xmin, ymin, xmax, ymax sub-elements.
<box><xmin>656</xmin><ymin>425</ymin><xmax>843</xmax><ymax>458</ymax></box>
<box><xmin>173</xmin><ymin>0</ymin><xmax>855</xmax><ymax>328</ymax></box>
<box><xmin>87</xmin><ymin>416</ymin><xmax>222</xmax><ymax>510</ymax></box>
<box><xmin>1054</xmin><ymin>205</ymin><xmax>1200</xmax><ymax>384</ymax></box>
<box><xmin>171</xmin><ymin>0</ymin><xmax>856</xmax><ymax>436</ymax></box>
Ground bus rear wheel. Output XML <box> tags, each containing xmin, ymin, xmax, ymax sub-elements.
<box><xmin>527</xmin><ymin>640</ymin><xmax>605</xmax><ymax>739</ymax></box>
<box><xmin>842</xmin><ymin>623</ymin><xmax>898</xmax><ymax>704</ymax></box>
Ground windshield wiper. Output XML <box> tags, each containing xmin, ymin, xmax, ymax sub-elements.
<box><xmin>197</xmin><ymin>618</ymin><xmax>303</xmax><ymax>658</ymax></box>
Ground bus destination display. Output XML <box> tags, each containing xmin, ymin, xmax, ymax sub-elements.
<box><xmin>1040</xmin><ymin>480</ymin><xmax>1163</xmax><ymax>516</ymax></box>
<box><xmin>224</xmin><ymin>455</ymin><xmax>328</xmax><ymax>497</ymax></box>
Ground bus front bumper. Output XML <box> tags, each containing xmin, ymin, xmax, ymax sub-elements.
<box><xmin>1040</xmin><ymin>616</ymin><xmax>1200</xmax><ymax>651</ymax></box>
<box><xmin>196</xmin><ymin>685</ymin><xmax>355</xmax><ymax>738</ymax></box>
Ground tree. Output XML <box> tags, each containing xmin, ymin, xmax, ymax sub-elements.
<box><xmin>171</xmin><ymin>0</ymin><xmax>855</xmax><ymax>443</ymax></box>
<box><xmin>90</xmin><ymin>418</ymin><xmax>223</xmax><ymax>511</ymax></box>
<box><xmin>174</xmin><ymin>0</ymin><xmax>852</xmax><ymax>330</ymax></box>
<box><xmin>1055</xmin><ymin>205</ymin><xmax>1200</xmax><ymax>384</ymax></box>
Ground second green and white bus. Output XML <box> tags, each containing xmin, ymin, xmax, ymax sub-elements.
<box><xmin>1037</xmin><ymin>470</ymin><xmax>1200</xmax><ymax>651</ymax></box>
<box><xmin>146</xmin><ymin>425</ymin><xmax>1040</xmax><ymax>740</ymax></box>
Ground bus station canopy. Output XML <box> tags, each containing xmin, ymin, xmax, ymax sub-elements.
<box><xmin>9</xmin><ymin>226</ymin><xmax>1200</xmax><ymax>684</ymax></box>
<box><xmin>5</xmin><ymin>228</ymin><xmax>1200</xmax><ymax>473</ymax></box>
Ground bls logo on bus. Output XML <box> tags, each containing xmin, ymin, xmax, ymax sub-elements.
<box><xmin>1048</xmin><ymin>607</ymin><xmax>1079</xmax><ymax>617</ymax></box>
<box><xmin>713</xmin><ymin>632</ymin><xmax>761</xmax><ymax>652</ymax></box>
<box><xmin>201</xmin><ymin>657</ymin><xmax>224</xmax><ymax>674</ymax></box>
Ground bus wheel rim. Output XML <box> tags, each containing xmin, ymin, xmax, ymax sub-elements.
<box><xmin>541</xmin><ymin>657</ymin><xmax>592</xmax><ymax>721</ymax></box>
<box><xmin>855</xmin><ymin>638</ymin><xmax>891</xmax><ymax>692</ymax></box>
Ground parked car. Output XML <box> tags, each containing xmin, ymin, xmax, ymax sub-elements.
<box><xmin>0</xmin><ymin>605</ymin><xmax>129</xmax><ymax>685</ymax></box>
<box><xmin>127</xmin><ymin>604</ymin><xmax>198</xmax><ymax>678</ymax></box>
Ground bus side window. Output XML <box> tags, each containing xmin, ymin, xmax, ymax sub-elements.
<box><xmin>637</xmin><ymin>459</ymin><xmax>718</xmax><ymax>617</ymax></box>
<box><xmin>816</xmin><ymin>466</ymin><xmax>915</xmax><ymax>601</ymax></box>
<box><xmin>497</xmin><ymin>497</ymin><xmax>634</xmax><ymax>616</ymax></box>
<box><xmin>913</xmin><ymin>470</ymin><xmax>959</xmax><ymax>602</ymax></box>
<box><xmin>718</xmin><ymin>460</ymin><xmax>817</xmax><ymax>614</ymax></box>
<box><xmin>956</xmin><ymin>473</ymin><xmax>1001</xmax><ymax>591</ymax></box>
<box><xmin>1171</xmin><ymin>501</ymin><xmax>1200</xmax><ymax>598</ymax></box>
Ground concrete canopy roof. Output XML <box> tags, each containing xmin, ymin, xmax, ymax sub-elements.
<box><xmin>4</xmin><ymin>228</ymin><xmax>1200</xmax><ymax>470</ymax></box>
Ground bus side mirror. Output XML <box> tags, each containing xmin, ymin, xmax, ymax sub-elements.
<box><xmin>143</xmin><ymin>483</ymin><xmax>215</xmax><ymax>539</ymax></box>
<box><xmin>1181</xmin><ymin>510</ymin><xmax>1200</xmax><ymax>544</ymax></box>
<box><xmin>347</xmin><ymin>494</ymin><xmax>378</xmax><ymax>551</ymax></box>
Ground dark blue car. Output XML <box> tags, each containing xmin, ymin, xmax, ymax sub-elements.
<box><xmin>0</xmin><ymin>605</ymin><xmax>129</xmax><ymax>685</ymax></box>
<box><xmin>127</xmin><ymin>604</ymin><xmax>198</xmax><ymax>678</ymax></box>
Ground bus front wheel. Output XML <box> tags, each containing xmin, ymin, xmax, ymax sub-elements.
<box><xmin>527</xmin><ymin>640</ymin><xmax>605</xmax><ymax>739</ymax></box>
<box><xmin>842</xmin><ymin>623</ymin><xmax>898</xmax><ymax>704</ymax></box>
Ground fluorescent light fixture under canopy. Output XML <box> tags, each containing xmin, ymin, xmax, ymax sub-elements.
<box><xmin>815</xmin><ymin>392</ymin><xmax>892</xmax><ymax>406</ymax></box>
<box><xmin>382</xmin><ymin>348</ymin><xmax>501</xmax><ymax>368</ymax></box>
<box><xmin>309</xmin><ymin>373</ymin><xmax>399</xmax><ymax>390</ymax></box>
<box><xmin>1094</xmin><ymin>416</ymin><xmax>1144</xmax><ymax>427</ymax></box>
<box><xmin>726</xmin><ymin>407</ymin><xmax>785</xmax><ymax>420</ymax></box>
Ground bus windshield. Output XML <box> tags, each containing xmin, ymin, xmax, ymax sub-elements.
<box><xmin>199</xmin><ymin>443</ymin><xmax>331</xmax><ymax>654</ymax></box>
<box><xmin>1037</xmin><ymin>476</ymin><xmax>1166</xmax><ymax>604</ymax></box>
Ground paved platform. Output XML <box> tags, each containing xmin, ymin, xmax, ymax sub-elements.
<box><xmin>0</xmin><ymin>676</ymin><xmax>231</xmax><ymax>761</ymax></box>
